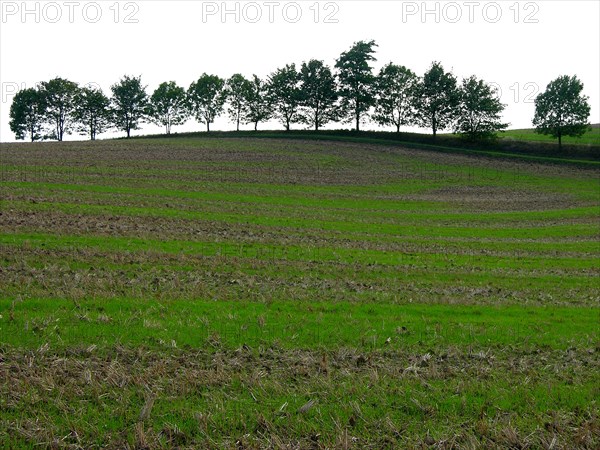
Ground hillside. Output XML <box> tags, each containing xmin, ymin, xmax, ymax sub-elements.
<box><xmin>500</xmin><ymin>124</ymin><xmax>600</xmax><ymax>146</ymax></box>
<box><xmin>1</xmin><ymin>136</ymin><xmax>598</xmax><ymax>448</ymax></box>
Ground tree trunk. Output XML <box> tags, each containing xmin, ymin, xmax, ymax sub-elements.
<box><xmin>254</xmin><ymin>121</ymin><xmax>258</xmax><ymax>131</ymax></box>
<box><xmin>397</xmin><ymin>124</ymin><xmax>400</xmax><ymax>133</ymax></box>
<box><xmin>558</xmin><ymin>133</ymin><xmax>562</xmax><ymax>150</ymax></box>
<box><xmin>356</xmin><ymin>115</ymin><xmax>360</xmax><ymax>132</ymax></box>
<box><xmin>236</xmin><ymin>117</ymin><xmax>240</xmax><ymax>132</ymax></box>
<box><xmin>127</xmin><ymin>128</ymin><xmax>131</xmax><ymax>139</ymax></box>
<box><xmin>206</xmin><ymin>122</ymin><xmax>210</xmax><ymax>132</ymax></box>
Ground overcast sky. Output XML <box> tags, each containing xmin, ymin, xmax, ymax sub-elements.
<box><xmin>0</xmin><ymin>0</ymin><xmax>598</xmax><ymax>141</ymax></box>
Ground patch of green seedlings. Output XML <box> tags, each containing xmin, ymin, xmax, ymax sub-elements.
<box><xmin>0</xmin><ymin>137</ymin><xmax>598</xmax><ymax>448</ymax></box>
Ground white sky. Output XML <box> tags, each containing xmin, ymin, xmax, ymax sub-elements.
<box><xmin>0</xmin><ymin>0</ymin><xmax>598</xmax><ymax>141</ymax></box>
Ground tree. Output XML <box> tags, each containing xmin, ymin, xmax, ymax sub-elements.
<box><xmin>111</xmin><ymin>75</ymin><xmax>148</xmax><ymax>138</ymax></box>
<box><xmin>268</xmin><ymin>64</ymin><xmax>302</xmax><ymax>131</ymax></box>
<box><xmin>335</xmin><ymin>40</ymin><xmax>378</xmax><ymax>131</ymax></box>
<box><xmin>416</xmin><ymin>61</ymin><xmax>460</xmax><ymax>137</ymax></box>
<box><xmin>147</xmin><ymin>81</ymin><xmax>189</xmax><ymax>135</ymax></box>
<box><xmin>9</xmin><ymin>87</ymin><xmax>46</xmax><ymax>142</ymax></box>
<box><xmin>298</xmin><ymin>59</ymin><xmax>338</xmax><ymax>131</ymax></box>
<box><xmin>242</xmin><ymin>75</ymin><xmax>273</xmax><ymax>131</ymax></box>
<box><xmin>40</xmin><ymin>77</ymin><xmax>79</xmax><ymax>141</ymax></box>
<box><xmin>374</xmin><ymin>63</ymin><xmax>418</xmax><ymax>133</ymax></box>
<box><xmin>454</xmin><ymin>75</ymin><xmax>508</xmax><ymax>141</ymax></box>
<box><xmin>226</xmin><ymin>74</ymin><xmax>252</xmax><ymax>132</ymax></box>
<box><xmin>533</xmin><ymin>75</ymin><xmax>591</xmax><ymax>150</ymax></box>
<box><xmin>188</xmin><ymin>74</ymin><xmax>226</xmax><ymax>132</ymax></box>
<box><xmin>74</xmin><ymin>86</ymin><xmax>111</xmax><ymax>140</ymax></box>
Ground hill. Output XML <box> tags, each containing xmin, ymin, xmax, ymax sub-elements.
<box><xmin>134</xmin><ymin>128</ymin><xmax>600</xmax><ymax>164</ymax></box>
<box><xmin>1</xmin><ymin>136</ymin><xmax>598</xmax><ymax>448</ymax></box>
<box><xmin>500</xmin><ymin>124</ymin><xmax>600</xmax><ymax>146</ymax></box>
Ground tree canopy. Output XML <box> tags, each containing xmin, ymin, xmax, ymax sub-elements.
<box><xmin>374</xmin><ymin>63</ymin><xmax>418</xmax><ymax>133</ymax></box>
<box><xmin>147</xmin><ymin>81</ymin><xmax>189</xmax><ymax>135</ymax></box>
<box><xmin>8</xmin><ymin>42</ymin><xmax>593</xmax><ymax>146</ymax></box>
<box><xmin>74</xmin><ymin>86</ymin><xmax>112</xmax><ymax>140</ymax></box>
<box><xmin>242</xmin><ymin>75</ymin><xmax>273</xmax><ymax>131</ymax></box>
<box><xmin>416</xmin><ymin>62</ymin><xmax>460</xmax><ymax>137</ymax></box>
<box><xmin>454</xmin><ymin>76</ymin><xmax>508</xmax><ymax>141</ymax></box>
<box><xmin>299</xmin><ymin>60</ymin><xmax>338</xmax><ymax>131</ymax></box>
<box><xmin>533</xmin><ymin>75</ymin><xmax>591</xmax><ymax>149</ymax></box>
<box><xmin>110</xmin><ymin>75</ymin><xmax>148</xmax><ymax>139</ymax></box>
<box><xmin>268</xmin><ymin>64</ymin><xmax>302</xmax><ymax>131</ymax></box>
<box><xmin>226</xmin><ymin>74</ymin><xmax>252</xmax><ymax>132</ymax></box>
<box><xmin>40</xmin><ymin>77</ymin><xmax>79</xmax><ymax>141</ymax></box>
<box><xmin>335</xmin><ymin>40</ymin><xmax>378</xmax><ymax>131</ymax></box>
<box><xmin>188</xmin><ymin>74</ymin><xmax>227</xmax><ymax>132</ymax></box>
<box><xmin>9</xmin><ymin>87</ymin><xmax>46</xmax><ymax>142</ymax></box>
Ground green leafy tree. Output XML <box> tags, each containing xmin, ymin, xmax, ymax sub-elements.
<box><xmin>9</xmin><ymin>87</ymin><xmax>46</xmax><ymax>142</ymax></box>
<box><xmin>111</xmin><ymin>75</ymin><xmax>148</xmax><ymax>138</ymax></box>
<box><xmin>242</xmin><ymin>75</ymin><xmax>273</xmax><ymax>131</ymax></box>
<box><xmin>226</xmin><ymin>74</ymin><xmax>252</xmax><ymax>131</ymax></box>
<box><xmin>335</xmin><ymin>40</ymin><xmax>378</xmax><ymax>131</ymax></box>
<box><xmin>416</xmin><ymin>61</ymin><xmax>460</xmax><ymax>137</ymax></box>
<box><xmin>40</xmin><ymin>77</ymin><xmax>79</xmax><ymax>141</ymax></box>
<box><xmin>299</xmin><ymin>59</ymin><xmax>338</xmax><ymax>131</ymax></box>
<box><xmin>268</xmin><ymin>64</ymin><xmax>302</xmax><ymax>131</ymax></box>
<box><xmin>533</xmin><ymin>75</ymin><xmax>591</xmax><ymax>149</ymax></box>
<box><xmin>188</xmin><ymin>74</ymin><xmax>226</xmax><ymax>132</ymax></box>
<box><xmin>74</xmin><ymin>86</ymin><xmax>111</xmax><ymax>140</ymax></box>
<box><xmin>147</xmin><ymin>81</ymin><xmax>189</xmax><ymax>135</ymax></box>
<box><xmin>374</xmin><ymin>63</ymin><xmax>418</xmax><ymax>133</ymax></box>
<box><xmin>454</xmin><ymin>75</ymin><xmax>508</xmax><ymax>141</ymax></box>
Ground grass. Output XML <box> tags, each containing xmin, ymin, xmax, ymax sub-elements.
<box><xmin>0</xmin><ymin>136</ymin><xmax>599</xmax><ymax>448</ymax></box>
<box><xmin>500</xmin><ymin>124</ymin><xmax>600</xmax><ymax>146</ymax></box>
<box><xmin>134</xmin><ymin>128</ymin><xmax>600</xmax><ymax>163</ymax></box>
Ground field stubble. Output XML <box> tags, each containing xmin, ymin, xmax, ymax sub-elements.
<box><xmin>0</xmin><ymin>137</ymin><xmax>599</xmax><ymax>448</ymax></box>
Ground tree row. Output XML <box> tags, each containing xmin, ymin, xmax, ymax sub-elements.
<box><xmin>9</xmin><ymin>40</ymin><xmax>591</xmax><ymax>148</ymax></box>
